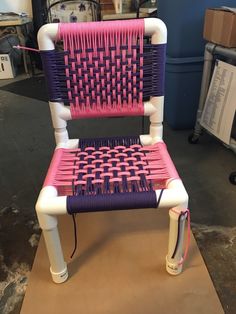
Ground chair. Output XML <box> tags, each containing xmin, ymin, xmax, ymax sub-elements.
<box><xmin>36</xmin><ymin>18</ymin><xmax>189</xmax><ymax>283</ymax></box>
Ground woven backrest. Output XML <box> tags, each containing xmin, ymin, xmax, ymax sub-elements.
<box><xmin>40</xmin><ymin>19</ymin><xmax>166</xmax><ymax>119</ymax></box>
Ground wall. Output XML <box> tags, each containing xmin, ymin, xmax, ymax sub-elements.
<box><xmin>0</xmin><ymin>0</ymin><xmax>32</xmax><ymax>16</ymax></box>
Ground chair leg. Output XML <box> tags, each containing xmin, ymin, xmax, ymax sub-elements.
<box><xmin>38</xmin><ymin>212</ymin><xmax>68</xmax><ymax>283</ymax></box>
<box><xmin>166</xmin><ymin>207</ymin><xmax>187</xmax><ymax>275</ymax></box>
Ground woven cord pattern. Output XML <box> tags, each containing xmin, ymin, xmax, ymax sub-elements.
<box><xmin>40</xmin><ymin>43</ymin><xmax>165</xmax><ymax>109</ymax></box>
<box><xmin>43</xmin><ymin>136</ymin><xmax>179</xmax><ymax>213</ymax></box>
<box><xmin>56</xmin><ymin>20</ymin><xmax>144</xmax><ymax>118</ymax></box>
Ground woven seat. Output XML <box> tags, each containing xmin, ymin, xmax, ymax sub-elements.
<box><xmin>35</xmin><ymin>18</ymin><xmax>190</xmax><ymax>283</ymax></box>
<box><xmin>44</xmin><ymin>136</ymin><xmax>179</xmax><ymax>212</ymax></box>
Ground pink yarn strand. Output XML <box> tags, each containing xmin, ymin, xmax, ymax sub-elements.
<box><xmin>13</xmin><ymin>45</ymin><xmax>39</xmax><ymax>53</ymax></box>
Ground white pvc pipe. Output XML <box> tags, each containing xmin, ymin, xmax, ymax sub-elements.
<box><xmin>36</xmin><ymin>186</ymin><xmax>67</xmax><ymax>215</ymax></box>
<box><xmin>37</xmin><ymin>23</ymin><xmax>58</xmax><ymax>51</ymax></box>
<box><xmin>56</xmin><ymin>139</ymin><xmax>79</xmax><ymax>149</ymax></box>
<box><xmin>43</xmin><ymin>228</ymin><xmax>68</xmax><ymax>283</ymax></box>
<box><xmin>158</xmin><ymin>179</ymin><xmax>188</xmax><ymax>209</ymax></box>
<box><xmin>144</xmin><ymin>18</ymin><xmax>167</xmax><ymax>45</ymax></box>
<box><xmin>143</xmin><ymin>101</ymin><xmax>157</xmax><ymax>116</ymax></box>
<box><xmin>49</xmin><ymin>102</ymin><xmax>72</xmax><ymax>125</ymax></box>
<box><xmin>144</xmin><ymin>97</ymin><xmax>164</xmax><ymax>118</ymax></box>
<box><xmin>36</xmin><ymin>185</ymin><xmax>68</xmax><ymax>283</ymax></box>
<box><xmin>139</xmin><ymin>134</ymin><xmax>153</xmax><ymax>146</ymax></box>
<box><xmin>144</xmin><ymin>18</ymin><xmax>167</xmax><ymax>141</ymax></box>
<box><xmin>149</xmin><ymin>96</ymin><xmax>164</xmax><ymax>122</ymax></box>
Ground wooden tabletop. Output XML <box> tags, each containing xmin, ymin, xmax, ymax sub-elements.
<box><xmin>101</xmin><ymin>10</ymin><xmax>148</xmax><ymax>20</ymax></box>
<box><xmin>0</xmin><ymin>17</ymin><xmax>32</xmax><ymax>27</ymax></box>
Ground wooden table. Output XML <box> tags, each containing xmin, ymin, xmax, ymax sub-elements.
<box><xmin>101</xmin><ymin>10</ymin><xmax>148</xmax><ymax>20</ymax></box>
<box><xmin>0</xmin><ymin>17</ymin><xmax>33</xmax><ymax>74</ymax></box>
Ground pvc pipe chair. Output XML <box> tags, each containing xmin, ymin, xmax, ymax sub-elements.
<box><xmin>36</xmin><ymin>18</ymin><xmax>189</xmax><ymax>283</ymax></box>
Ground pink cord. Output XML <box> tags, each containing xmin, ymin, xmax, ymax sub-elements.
<box><xmin>57</xmin><ymin>19</ymin><xmax>144</xmax><ymax>119</ymax></box>
<box><xmin>13</xmin><ymin>45</ymin><xmax>40</xmax><ymax>53</ymax></box>
<box><xmin>170</xmin><ymin>208</ymin><xmax>191</xmax><ymax>266</ymax></box>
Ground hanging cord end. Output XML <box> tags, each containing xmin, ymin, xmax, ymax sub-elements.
<box><xmin>70</xmin><ymin>213</ymin><xmax>78</xmax><ymax>259</ymax></box>
<box><xmin>13</xmin><ymin>45</ymin><xmax>20</xmax><ymax>50</ymax></box>
<box><xmin>13</xmin><ymin>45</ymin><xmax>40</xmax><ymax>53</ymax></box>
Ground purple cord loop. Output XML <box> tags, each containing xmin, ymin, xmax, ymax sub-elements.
<box><xmin>40</xmin><ymin>43</ymin><xmax>166</xmax><ymax>108</ymax></box>
<box><xmin>67</xmin><ymin>191</ymin><xmax>157</xmax><ymax>214</ymax></box>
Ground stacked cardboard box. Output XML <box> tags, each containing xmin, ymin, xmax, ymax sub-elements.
<box><xmin>100</xmin><ymin>0</ymin><xmax>114</xmax><ymax>11</ymax></box>
<box><xmin>203</xmin><ymin>7</ymin><xmax>236</xmax><ymax>47</ymax></box>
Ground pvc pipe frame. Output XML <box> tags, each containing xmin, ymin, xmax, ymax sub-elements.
<box><xmin>36</xmin><ymin>19</ymin><xmax>188</xmax><ymax>282</ymax></box>
<box><xmin>36</xmin><ymin>179</ymin><xmax>188</xmax><ymax>217</ymax></box>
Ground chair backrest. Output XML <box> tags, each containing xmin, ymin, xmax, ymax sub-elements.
<box><xmin>38</xmin><ymin>18</ymin><xmax>167</xmax><ymax>144</ymax></box>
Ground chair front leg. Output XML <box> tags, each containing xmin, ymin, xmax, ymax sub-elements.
<box><xmin>37</xmin><ymin>212</ymin><xmax>68</xmax><ymax>283</ymax></box>
<box><xmin>166</xmin><ymin>206</ymin><xmax>187</xmax><ymax>275</ymax></box>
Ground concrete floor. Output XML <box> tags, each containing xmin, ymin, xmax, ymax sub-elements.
<box><xmin>0</xmin><ymin>76</ymin><xmax>236</xmax><ymax>314</ymax></box>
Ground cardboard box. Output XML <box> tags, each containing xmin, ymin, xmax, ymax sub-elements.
<box><xmin>203</xmin><ymin>8</ymin><xmax>236</xmax><ymax>47</ymax></box>
<box><xmin>100</xmin><ymin>0</ymin><xmax>114</xmax><ymax>11</ymax></box>
<box><xmin>0</xmin><ymin>54</ymin><xmax>16</xmax><ymax>79</ymax></box>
